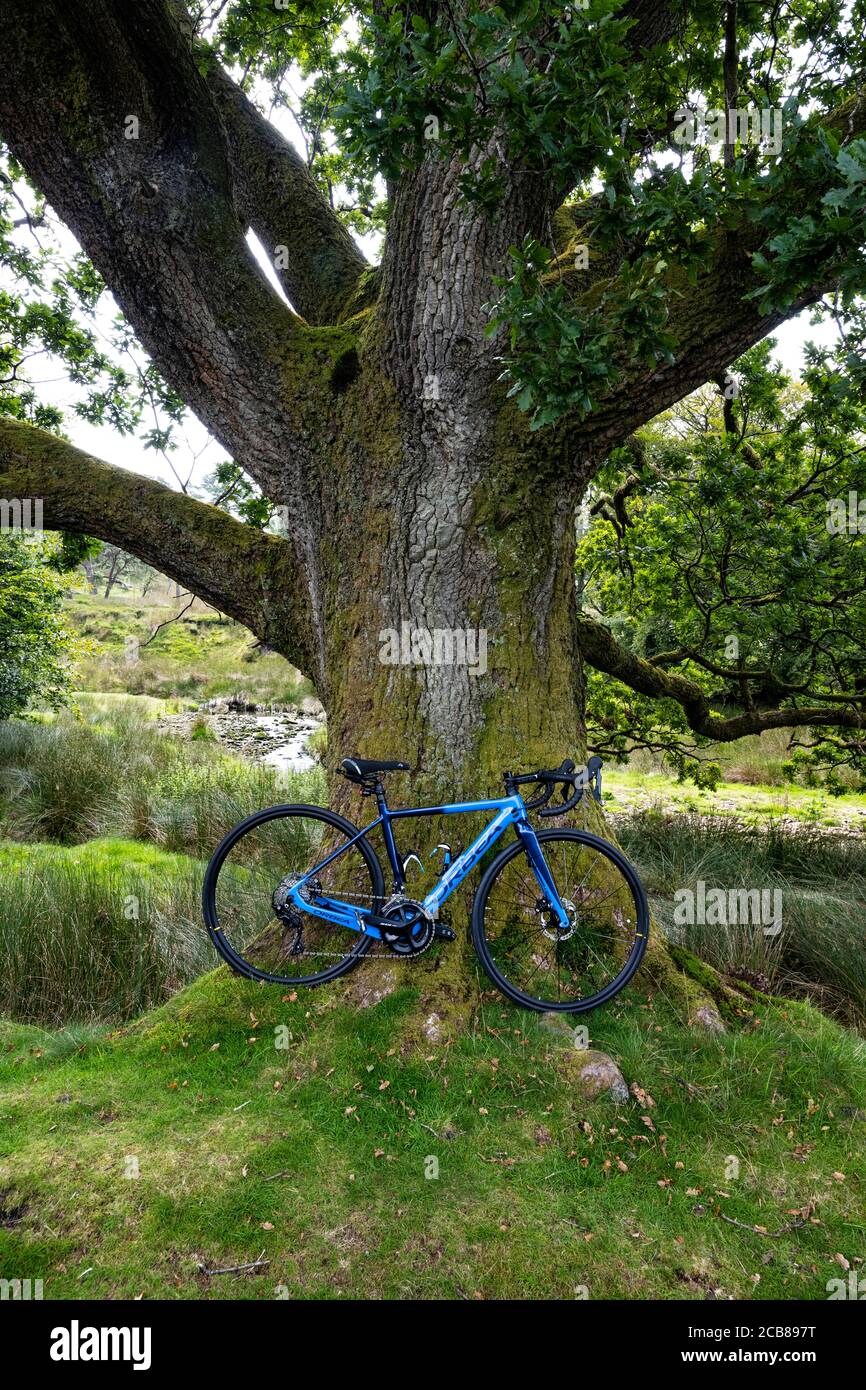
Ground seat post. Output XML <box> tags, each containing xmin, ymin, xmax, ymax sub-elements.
<box><xmin>373</xmin><ymin>779</ymin><xmax>388</xmax><ymax>812</ymax></box>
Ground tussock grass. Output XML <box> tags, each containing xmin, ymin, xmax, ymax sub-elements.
<box><xmin>0</xmin><ymin>840</ymin><xmax>208</xmax><ymax>1025</ymax></box>
<box><xmin>620</xmin><ymin>811</ymin><xmax>866</xmax><ymax>1029</ymax></box>
<box><xmin>0</xmin><ymin>709</ymin><xmax>325</xmax><ymax>850</ymax></box>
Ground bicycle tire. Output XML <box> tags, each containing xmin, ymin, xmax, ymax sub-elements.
<box><xmin>471</xmin><ymin>827</ymin><xmax>649</xmax><ymax>1013</ymax></box>
<box><xmin>202</xmin><ymin>803</ymin><xmax>386</xmax><ymax>987</ymax></box>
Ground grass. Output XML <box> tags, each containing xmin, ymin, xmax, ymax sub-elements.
<box><xmin>603</xmin><ymin>767</ymin><xmax>866</xmax><ymax>833</ymax></box>
<box><xmin>0</xmin><ymin>966</ymin><xmax>864</xmax><ymax>1299</ymax></box>
<box><xmin>619</xmin><ymin>811</ymin><xmax>866</xmax><ymax>1030</ymax></box>
<box><xmin>0</xmin><ymin>839</ymin><xmax>208</xmax><ymax>1026</ymax></box>
<box><xmin>0</xmin><ymin>709</ymin><xmax>325</xmax><ymax>851</ymax></box>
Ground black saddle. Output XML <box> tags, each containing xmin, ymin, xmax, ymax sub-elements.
<box><xmin>339</xmin><ymin>756</ymin><xmax>411</xmax><ymax>784</ymax></box>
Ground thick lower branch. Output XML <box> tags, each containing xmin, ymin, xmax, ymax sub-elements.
<box><xmin>0</xmin><ymin>418</ymin><xmax>315</xmax><ymax>676</ymax></box>
<box><xmin>576</xmin><ymin>612</ymin><xmax>866</xmax><ymax>741</ymax></box>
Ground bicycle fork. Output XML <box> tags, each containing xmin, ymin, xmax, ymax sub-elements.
<box><xmin>514</xmin><ymin>821</ymin><xmax>571</xmax><ymax>929</ymax></box>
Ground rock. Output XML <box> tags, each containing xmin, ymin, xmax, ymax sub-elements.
<box><xmin>693</xmin><ymin>1004</ymin><xmax>726</xmax><ymax>1035</ymax></box>
<box><xmin>300</xmin><ymin>695</ymin><xmax>325</xmax><ymax>717</ymax></box>
<box><xmin>539</xmin><ymin>1011</ymin><xmax>580</xmax><ymax>1044</ymax></box>
<box><xmin>345</xmin><ymin>967</ymin><xmax>398</xmax><ymax>1009</ymax></box>
<box><xmin>559</xmin><ymin>1048</ymin><xmax>630</xmax><ymax>1103</ymax></box>
<box><xmin>422</xmin><ymin>1012</ymin><xmax>442</xmax><ymax>1043</ymax></box>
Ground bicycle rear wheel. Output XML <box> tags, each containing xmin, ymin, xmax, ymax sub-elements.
<box><xmin>471</xmin><ymin>828</ymin><xmax>648</xmax><ymax>1013</ymax></box>
<box><xmin>202</xmin><ymin>804</ymin><xmax>386</xmax><ymax>986</ymax></box>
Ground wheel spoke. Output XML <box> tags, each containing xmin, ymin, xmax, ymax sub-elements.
<box><xmin>475</xmin><ymin>832</ymin><xmax>646</xmax><ymax>1010</ymax></box>
<box><xmin>205</xmin><ymin>808</ymin><xmax>382</xmax><ymax>986</ymax></box>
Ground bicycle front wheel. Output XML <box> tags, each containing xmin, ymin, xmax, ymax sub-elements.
<box><xmin>202</xmin><ymin>804</ymin><xmax>386</xmax><ymax>986</ymax></box>
<box><xmin>471</xmin><ymin>828</ymin><xmax>649</xmax><ymax>1013</ymax></box>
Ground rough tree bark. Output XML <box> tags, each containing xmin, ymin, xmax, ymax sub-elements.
<box><xmin>1</xmin><ymin>0</ymin><xmax>862</xmax><ymax>1030</ymax></box>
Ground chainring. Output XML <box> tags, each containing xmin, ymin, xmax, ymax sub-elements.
<box><xmin>380</xmin><ymin>897</ymin><xmax>436</xmax><ymax>957</ymax></box>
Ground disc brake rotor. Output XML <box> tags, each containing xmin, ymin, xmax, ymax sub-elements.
<box><xmin>539</xmin><ymin>896</ymin><xmax>577</xmax><ymax>941</ymax></box>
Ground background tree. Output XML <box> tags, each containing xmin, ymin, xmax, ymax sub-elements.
<box><xmin>0</xmin><ymin>0</ymin><xmax>864</xmax><ymax>1023</ymax></box>
<box><xmin>578</xmin><ymin>340</ymin><xmax>866</xmax><ymax>787</ymax></box>
<box><xmin>0</xmin><ymin>533</ymin><xmax>77</xmax><ymax>719</ymax></box>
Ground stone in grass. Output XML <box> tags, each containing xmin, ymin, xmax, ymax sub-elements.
<box><xmin>539</xmin><ymin>1011</ymin><xmax>585</xmax><ymax>1046</ymax></box>
<box><xmin>539</xmin><ymin>1014</ymin><xmax>629</xmax><ymax>1102</ymax></box>
<box><xmin>693</xmin><ymin>1004</ymin><xmax>726</xmax><ymax>1035</ymax></box>
<box><xmin>560</xmin><ymin>1049</ymin><xmax>630</xmax><ymax>1105</ymax></box>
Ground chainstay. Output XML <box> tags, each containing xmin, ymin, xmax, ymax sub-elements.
<box><xmin>278</xmin><ymin>891</ymin><xmax>437</xmax><ymax>960</ymax></box>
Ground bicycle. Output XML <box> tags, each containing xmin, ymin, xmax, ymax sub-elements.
<box><xmin>202</xmin><ymin>754</ymin><xmax>649</xmax><ymax>1014</ymax></box>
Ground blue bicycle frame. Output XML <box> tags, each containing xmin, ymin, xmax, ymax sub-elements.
<box><xmin>285</xmin><ymin>792</ymin><xmax>571</xmax><ymax>938</ymax></box>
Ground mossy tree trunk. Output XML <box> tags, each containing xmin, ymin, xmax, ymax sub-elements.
<box><xmin>1</xmin><ymin>0</ymin><xmax>857</xmax><ymax>1028</ymax></box>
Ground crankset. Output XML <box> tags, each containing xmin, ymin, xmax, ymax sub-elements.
<box><xmin>379</xmin><ymin>897</ymin><xmax>437</xmax><ymax>956</ymax></box>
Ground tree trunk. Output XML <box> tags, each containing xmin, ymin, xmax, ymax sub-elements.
<box><xmin>290</xmin><ymin>322</ymin><xmax>705</xmax><ymax>1031</ymax></box>
<box><xmin>7</xmin><ymin>0</ymin><xmax>833</xmax><ymax>1034</ymax></box>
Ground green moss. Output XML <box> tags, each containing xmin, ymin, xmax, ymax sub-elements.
<box><xmin>666</xmin><ymin>944</ymin><xmax>745</xmax><ymax>1026</ymax></box>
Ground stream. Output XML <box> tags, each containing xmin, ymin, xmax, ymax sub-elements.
<box><xmin>157</xmin><ymin>703</ymin><xmax>325</xmax><ymax>774</ymax></box>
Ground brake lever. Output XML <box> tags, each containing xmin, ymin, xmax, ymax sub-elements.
<box><xmin>538</xmin><ymin>758</ymin><xmax>592</xmax><ymax>818</ymax></box>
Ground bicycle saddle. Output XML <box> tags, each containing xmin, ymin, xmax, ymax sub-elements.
<box><xmin>340</xmin><ymin>757</ymin><xmax>411</xmax><ymax>783</ymax></box>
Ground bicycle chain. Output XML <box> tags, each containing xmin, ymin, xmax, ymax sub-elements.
<box><xmin>278</xmin><ymin>889</ymin><xmax>436</xmax><ymax>961</ymax></box>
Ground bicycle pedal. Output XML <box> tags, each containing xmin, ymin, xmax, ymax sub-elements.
<box><xmin>434</xmin><ymin>922</ymin><xmax>456</xmax><ymax>942</ymax></box>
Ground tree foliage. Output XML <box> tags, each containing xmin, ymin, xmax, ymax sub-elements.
<box><xmin>0</xmin><ymin>533</ymin><xmax>77</xmax><ymax>720</ymax></box>
<box><xmin>578</xmin><ymin>340</ymin><xmax>866</xmax><ymax>784</ymax></box>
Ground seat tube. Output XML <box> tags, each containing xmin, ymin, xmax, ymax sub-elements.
<box><xmin>376</xmin><ymin>782</ymin><xmax>403</xmax><ymax>886</ymax></box>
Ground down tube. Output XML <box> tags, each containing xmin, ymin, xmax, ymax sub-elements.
<box><xmin>421</xmin><ymin>804</ymin><xmax>520</xmax><ymax>919</ymax></box>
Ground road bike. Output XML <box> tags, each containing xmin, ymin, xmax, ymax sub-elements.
<box><xmin>202</xmin><ymin>754</ymin><xmax>649</xmax><ymax>1013</ymax></box>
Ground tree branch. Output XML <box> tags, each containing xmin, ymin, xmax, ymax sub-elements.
<box><xmin>620</xmin><ymin>0</ymin><xmax>683</xmax><ymax>55</ymax></box>
<box><xmin>0</xmin><ymin>417</ymin><xmax>316</xmax><ymax>677</ymax></box>
<box><xmin>204</xmin><ymin>59</ymin><xmax>369</xmax><ymax>325</ymax></box>
<box><xmin>570</xmin><ymin>87</ymin><xmax>866</xmax><ymax>456</ymax></box>
<box><xmin>0</xmin><ymin>0</ymin><xmax>317</xmax><ymax>498</ymax></box>
<box><xmin>576</xmin><ymin>611</ymin><xmax>866</xmax><ymax>741</ymax></box>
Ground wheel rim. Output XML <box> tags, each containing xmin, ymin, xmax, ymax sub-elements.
<box><xmin>478</xmin><ymin>834</ymin><xmax>645</xmax><ymax>1009</ymax></box>
<box><xmin>206</xmin><ymin>808</ymin><xmax>381</xmax><ymax>984</ymax></box>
